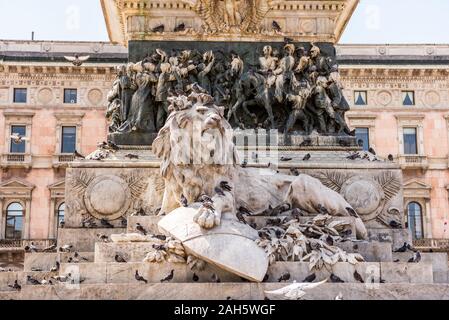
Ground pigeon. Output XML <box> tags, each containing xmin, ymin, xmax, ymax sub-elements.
<box><xmin>325</xmin><ymin>235</ymin><xmax>334</xmax><ymax>246</ymax></box>
<box><xmin>241</xmin><ymin>160</ymin><xmax>248</xmax><ymax>168</ymax></box>
<box><xmin>239</xmin><ymin>206</ymin><xmax>252</xmax><ymax>216</ymax></box>
<box><xmin>27</xmin><ymin>275</ymin><xmax>41</xmax><ymax>285</ymax></box>
<box><xmin>408</xmin><ymin>251</ymin><xmax>421</xmax><ymax>263</ymax></box>
<box><xmin>389</xmin><ymin>220</ymin><xmax>402</xmax><ymax>229</ymax></box>
<box><xmin>330</xmin><ymin>274</ymin><xmax>344</xmax><ymax>283</ymax></box>
<box><xmin>115</xmin><ymin>254</ymin><xmax>127</xmax><ymax>263</ymax></box>
<box><xmin>280</xmin><ymin>156</ymin><xmax>292</xmax><ymax>162</ymax></box>
<box><xmin>335</xmin><ymin>292</ymin><xmax>343</xmax><ymax>300</ymax></box>
<box><xmin>100</xmin><ymin>219</ymin><xmax>114</xmax><ymax>228</ymax></box>
<box><xmin>50</xmin><ymin>262</ymin><xmax>60</xmax><ymax>272</ymax></box>
<box><xmin>107</xmin><ymin>141</ymin><xmax>120</xmax><ymax>151</ymax></box>
<box><xmin>303</xmin><ymin>273</ymin><xmax>316</xmax><ymax>283</ymax></box>
<box><xmin>393</xmin><ymin>242</ymin><xmax>409</xmax><ymax>253</ymax></box>
<box><xmin>174</xmin><ymin>23</ymin><xmax>185</xmax><ymax>32</ymax></box>
<box><xmin>8</xmin><ymin>280</ymin><xmax>21</xmax><ymax>291</ymax></box>
<box><xmin>152</xmin><ymin>234</ymin><xmax>167</xmax><ymax>241</ymax></box>
<box><xmin>302</xmin><ymin>153</ymin><xmax>311</xmax><ymax>161</ymax></box>
<box><xmin>74</xmin><ymin>252</ymin><xmax>89</xmax><ymax>261</ymax></box>
<box><xmin>211</xmin><ymin>273</ymin><xmax>221</xmax><ymax>283</ymax></box>
<box><xmin>388</xmin><ymin>154</ymin><xmax>394</xmax><ymax>161</ymax></box>
<box><xmin>25</xmin><ymin>242</ymin><xmax>39</xmax><ymax>253</ymax></box>
<box><xmin>338</xmin><ymin>139</ymin><xmax>351</xmax><ymax>147</ymax></box>
<box><xmin>59</xmin><ymin>244</ymin><xmax>73</xmax><ymax>253</ymax></box>
<box><xmin>180</xmin><ymin>194</ymin><xmax>188</xmax><ymax>207</ymax></box>
<box><xmin>278</xmin><ymin>272</ymin><xmax>291</xmax><ymax>282</ymax></box>
<box><xmin>192</xmin><ymin>273</ymin><xmax>199</xmax><ymax>282</ymax></box>
<box><xmin>368</xmin><ymin>147</ymin><xmax>376</xmax><ymax>155</ymax></box>
<box><xmin>136</xmin><ymin>223</ymin><xmax>148</xmax><ymax>235</ymax></box>
<box><xmin>31</xmin><ymin>267</ymin><xmax>43</xmax><ymax>272</ymax></box>
<box><xmin>263</xmin><ymin>274</ymin><xmax>270</xmax><ymax>282</ymax></box>
<box><xmin>59</xmin><ymin>220</ymin><xmax>65</xmax><ymax>228</ymax></box>
<box><xmin>121</xmin><ymin>217</ymin><xmax>127</xmax><ymax>227</ymax></box>
<box><xmin>97</xmin><ymin>233</ymin><xmax>110</xmax><ymax>243</ymax></box>
<box><xmin>318</xmin><ymin>204</ymin><xmax>329</xmax><ymax>215</ymax></box>
<box><xmin>272</xmin><ymin>20</ymin><xmax>282</xmax><ymax>32</ymax></box>
<box><xmin>236</xmin><ymin>211</ymin><xmax>247</xmax><ymax>224</ymax></box>
<box><xmin>199</xmin><ymin>195</ymin><xmax>213</xmax><ymax>203</ymax></box>
<box><xmin>73</xmin><ymin>150</ymin><xmax>85</xmax><ymax>159</ymax></box>
<box><xmin>393</xmin><ymin>259</ymin><xmax>400</xmax><ymax>263</ymax></box>
<box><xmin>52</xmin><ymin>274</ymin><xmax>71</xmax><ymax>283</ymax></box>
<box><xmin>135</xmin><ymin>270</ymin><xmax>148</xmax><ymax>284</ymax></box>
<box><xmin>10</xmin><ymin>132</ymin><xmax>29</xmax><ymax>144</ymax></box>
<box><xmin>64</xmin><ymin>54</ymin><xmax>90</xmax><ymax>67</ymax></box>
<box><xmin>353</xmin><ymin>270</ymin><xmax>364</xmax><ymax>283</ymax></box>
<box><xmin>125</xmin><ymin>153</ymin><xmax>139</xmax><ymax>159</ymax></box>
<box><xmin>265</xmin><ymin>279</ymin><xmax>327</xmax><ymax>300</ymax></box>
<box><xmin>160</xmin><ymin>269</ymin><xmax>174</xmax><ymax>282</ymax></box>
<box><xmin>214</xmin><ymin>186</ymin><xmax>225</xmax><ymax>196</ymax></box>
<box><xmin>347</xmin><ymin>153</ymin><xmax>360</xmax><ymax>160</ymax></box>
<box><xmin>299</xmin><ymin>139</ymin><xmax>312</xmax><ymax>147</ymax></box>
<box><xmin>42</xmin><ymin>244</ymin><xmax>57</xmax><ymax>252</ymax></box>
<box><xmin>220</xmin><ymin>181</ymin><xmax>232</xmax><ymax>192</ymax></box>
<box><xmin>291</xmin><ymin>208</ymin><xmax>304</xmax><ymax>219</ymax></box>
<box><xmin>152</xmin><ymin>24</ymin><xmax>165</xmax><ymax>33</ymax></box>
<box><xmin>290</xmin><ymin>168</ymin><xmax>300</xmax><ymax>176</ymax></box>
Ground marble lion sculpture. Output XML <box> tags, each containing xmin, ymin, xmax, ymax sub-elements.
<box><xmin>152</xmin><ymin>92</ymin><xmax>368</xmax><ymax>240</ymax></box>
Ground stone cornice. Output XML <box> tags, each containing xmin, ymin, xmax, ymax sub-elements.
<box><xmin>101</xmin><ymin>0</ymin><xmax>359</xmax><ymax>45</ymax></box>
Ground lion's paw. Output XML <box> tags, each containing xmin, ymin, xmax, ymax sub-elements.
<box><xmin>193</xmin><ymin>207</ymin><xmax>221</xmax><ymax>229</ymax></box>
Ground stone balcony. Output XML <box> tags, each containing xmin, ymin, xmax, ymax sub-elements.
<box><xmin>0</xmin><ymin>239</ymin><xmax>56</xmax><ymax>252</ymax></box>
<box><xmin>398</xmin><ymin>155</ymin><xmax>429</xmax><ymax>170</ymax></box>
<box><xmin>0</xmin><ymin>153</ymin><xmax>32</xmax><ymax>169</ymax></box>
<box><xmin>414</xmin><ymin>238</ymin><xmax>449</xmax><ymax>252</ymax></box>
<box><xmin>52</xmin><ymin>154</ymin><xmax>75</xmax><ymax>168</ymax></box>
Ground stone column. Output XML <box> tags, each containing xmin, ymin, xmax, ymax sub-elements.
<box><xmin>24</xmin><ymin>199</ymin><xmax>31</xmax><ymax>240</ymax></box>
<box><xmin>0</xmin><ymin>198</ymin><xmax>4</xmax><ymax>239</ymax></box>
<box><xmin>48</xmin><ymin>198</ymin><xmax>56</xmax><ymax>239</ymax></box>
<box><xmin>425</xmin><ymin>199</ymin><xmax>433</xmax><ymax>238</ymax></box>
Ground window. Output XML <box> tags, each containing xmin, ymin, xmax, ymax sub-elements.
<box><xmin>13</xmin><ymin>88</ymin><xmax>27</xmax><ymax>103</ymax></box>
<box><xmin>354</xmin><ymin>91</ymin><xmax>367</xmax><ymax>106</ymax></box>
<box><xmin>402</xmin><ymin>91</ymin><xmax>415</xmax><ymax>106</ymax></box>
<box><xmin>355</xmin><ymin>127</ymin><xmax>370</xmax><ymax>151</ymax></box>
<box><xmin>407</xmin><ymin>202</ymin><xmax>423</xmax><ymax>239</ymax></box>
<box><xmin>10</xmin><ymin>125</ymin><xmax>26</xmax><ymax>153</ymax></box>
<box><xmin>61</xmin><ymin>126</ymin><xmax>76</xmax><ymax>153</ymax></box>
<box><xmin>403</xmin><ymin>128</ymin><xmax>418</xmax><ymax>155</ymax></box>
<box><xmin>64</xmin><ymin>89</ymin><xmax>77</xmax><ymax>104</ymax></box>
<box><xmin>5</xmin><ymin>202</ymin><xmax>23</xmax><ymax>239</ymax></box>
<box><xmin>57</xmin><ymin>202</ymin><xmax>65</xmax><ymax>232</ymax></box>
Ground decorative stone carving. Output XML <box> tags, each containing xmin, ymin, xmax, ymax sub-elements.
<box><xmin>84</xmin><ymin>175</ymin><xmax>132</xmax><ymax>220</ymax></box>
<box><xmin>106</xmin><ymin>43</ymin><xmax>353</xmax><ymax>146</ymax></box>
<box><xmin>376</xmin><ymin>90</ymin><xmax>392</xmax><ymax>106</ymax></box>
<box><xmin>311</xmin><ymin>170</ymin><xmax>402</xmax><ymax>227</ymax></box>
<box><xmin>37</xmin><ymin>88</ymin><xmax>54</xmax><ymax>105</ymax></box>
<box><xmin>425</xmin><ymin>90</ymin><xmax>440</xmax><ymax>107</ymax></box>
<box><xmin>87</xmin><ymin>88</ymin><xmax>103</xmax><ymax>106</ymax></box>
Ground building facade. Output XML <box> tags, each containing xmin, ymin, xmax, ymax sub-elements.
<box><xmin>0</xmin><ymin>41</ymin><xmax>126</xmax><ymax>265</ymax></box>
<box><xmin>0</xmin><ymin>40</ymin><xmax>448</xmax><ymax>261</ymax></box>
<box><xmin>339</xmin><ymin>44</ymin><xmax>449</xmax><ymax>243</ymax></box>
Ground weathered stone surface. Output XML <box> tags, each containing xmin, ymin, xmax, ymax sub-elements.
<box><xmin>2</xmin><ymin>283</ymin><xmax>449</xmax><ymax>300</ymax></box>
<box><xmin>338</xmin><ymin>241</ymin><xmax>393</xmax><ymax>262</ymax></box>
<box><xmin>110</xmin><ymin>233</ymin><xmax>155</xmax><ymax>243</ymax></box>
<box><xmin>393</xmin><ymin>252</ymin><xmax>449</xmax><ymax>283</ymax></box>
<box><xmin>24</xmin><ymin>253</ymin><xmax>59</xmax><ymax>272</ymax></box>
<box><xmin>380</xmin><ymin>262</ymin><xmax>433</xmax><ymax>284</ymax></box>
<box><xmin>58</xmin><ymin>228</ymin><xmax>126</xmax><ymax>252</ymax></box>
<box><xmin>95</xmin><ymin>242</ymin><xmax>154</xmax><ymax>263</ymax></box>
<box><xmin>159</xmin><ymin>207</ymin><xmax>268</xmax><ymax>282</ymax></box>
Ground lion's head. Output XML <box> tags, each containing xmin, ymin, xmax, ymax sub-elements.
<box><xmin>152</xmin><ymin>92</ymin><xmax>239</xmax><ymax>180</ymax></box>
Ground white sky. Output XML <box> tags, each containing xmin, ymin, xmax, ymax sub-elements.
<box><xmin>0</xmin><ymin>0</ymin><xmax>448</xmax><ymax>43</ymax></box>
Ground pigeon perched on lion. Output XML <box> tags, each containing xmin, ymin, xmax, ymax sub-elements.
<box><xmin>152</xmin><ymin>92</ymin><xmax>368</xmax><ymax>240</ymax></box>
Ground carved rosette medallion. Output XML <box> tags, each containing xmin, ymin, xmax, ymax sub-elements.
<box><xmin>84</xmin><ymin>175</ymin><xmax>132</xmax><ymax>220</ymax></box>
<box><xmin>340</xmin><ymin>176</ymin><xmax>383</xmax><ymax>221</ymax></box>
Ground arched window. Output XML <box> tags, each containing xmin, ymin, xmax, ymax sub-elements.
<box><xmin>57</xmin><ymin>202</ymin><xmax>65</xmax><ymax>227</ymax></box>
<box><xmin>5</xmin><ymin>202</ymin><xmax>24</xmax><ymax>239</ymax></box>
<box><xmin>407</xmin><ymin>202</ymin><xmax>423</xmax><ymax>239</ymax></box>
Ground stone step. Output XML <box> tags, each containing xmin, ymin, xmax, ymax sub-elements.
<box><xmin>23</xmin><ymin>252</ymin><xmax>95</xmax><ymax>272</ymax></box>
<box><xmin>95</xmin><ymin>238</ymin><xmax>392</xmax><ymax>264</ymax></box>
<box><xmin>368</xmin><ymin>228</ymin><xmax>412</xmax><ymax>249</ymax></box>
<box><xmin>393</xmin><ymin>252</ymin><xmax>449</xmax><ymax>283</ymax></box>
<box><xmin>1</xmin><ymin>282</ymin><xmax>448</xmax><ymax>300</ymax></box>
<box><xmin>51</xmin><ymin>261</ymin><xmax>434</xmax><ymax>285</ymax></box>
<box><xmin>126</xmin><ymin>215</ymin><xmax>357</xmax><ymax>240</ymax></box>
<box><xmin>58</xmin><ymin>227</ymin><xmax>126</xmax><ymax>252</ymax></box>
